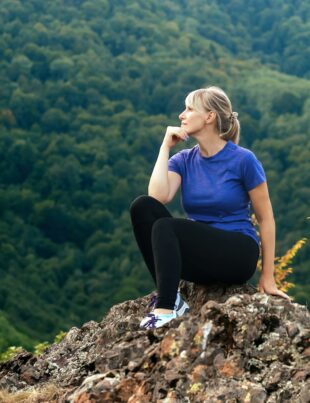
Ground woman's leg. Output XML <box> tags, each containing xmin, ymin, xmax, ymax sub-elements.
<box><xmin>151</xmin><ymin>217</ymin><xmax>260</xmax><ymax>309</ymax></box>
<box><xmin>129</xmin><ymin>195</ymin><xmax>173</xmax><ymax>286</ymax></box>
<box><xmin>130</xmin><ymin>195</ymin><xmax>259</xmax><ymax>311</ymax></box>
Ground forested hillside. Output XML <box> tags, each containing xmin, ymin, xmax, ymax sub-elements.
<box><xmin>0</xmin><ymin>0</ymin><xmax>309</xmax><ymax>352</ymax></box>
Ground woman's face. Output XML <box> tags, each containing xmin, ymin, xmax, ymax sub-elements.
<box><xmin>179</xmin><ymin>105</ymin><xmax>212</xmax><ymax>134</ymax></box>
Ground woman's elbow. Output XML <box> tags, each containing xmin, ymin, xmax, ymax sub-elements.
<box><xmin>257</xmin><ymin>214</ymin><xmax>275</xmax><ymax>225</ymax></box>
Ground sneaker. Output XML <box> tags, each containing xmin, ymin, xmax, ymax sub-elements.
<box><xmin>140</xmin><ymin>291</ymin><xmax>190</xmax><ymax>328</ymax></box>
<box><xmin>140</xmin><ymin>311</ymin><xmax>178</xmax><ymax>329</ymax></box>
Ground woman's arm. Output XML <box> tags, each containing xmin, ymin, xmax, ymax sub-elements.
<box><xmin>249</xmin><ymin>182</ymin><xmax>276</xmax><ymax>278</ymax></box>
<box><xmin>148</xmin><ymin>145</ymin><xmax>171</xmax><ymax>203</ymax></box>
<box><xmin>258</xmin><ymin>218</ymin><xmax>276</xmax><ymax>278</ymax></box>
<box><xmin>148</xmin><ymin>126</ymin><xmax>188</xmax><ymax>203</ymax></box>
<box><xmin>249</xmin><ymin>182</ymin><xmax>291</xmax><ymax>300</ymax></box>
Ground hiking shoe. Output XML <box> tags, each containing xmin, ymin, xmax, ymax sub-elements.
<box><xmin>140</xmin><ymin>291</ymin><xmax>190</xmax><ymax>328</ymax></box>
<box><xmin>148</xmin><ymin>290</ymin><xmax>190</xmax><ymax>316</ymax></box>
<box><xmin>140</xmin><ymin>311</ymin><xmax>178</xmax><ymax>329</ymax></box>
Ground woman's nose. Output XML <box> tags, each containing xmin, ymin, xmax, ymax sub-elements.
<box><xmin>179</xmin><ymin>110</ymin><xmax>185</xmax><ymax>120</ymax></box>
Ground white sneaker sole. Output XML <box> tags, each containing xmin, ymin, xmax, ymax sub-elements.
<box><xmin>140</xmin><ymin>293</ymin><xmax>190</xmax><ymax>328</ymax></box>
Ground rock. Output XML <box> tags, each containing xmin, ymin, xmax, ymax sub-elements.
<box><xmin>0</xmin><ymin>280</ymin><xmax>309</xmax><ymax>402</ymax></box>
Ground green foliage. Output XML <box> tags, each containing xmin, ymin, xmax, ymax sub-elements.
<box><xmin>0</xmin><ymin>0</ymin><xmax>309</xmax><ymax>352</ymax></box>
<box><xmin>32</xmin><ymin>330</ymin><xmax>67</xmax><ymax>356</ymax></box>
<box><xmin>34</xmin><ymin>342</ymin><xmax>50</xmax><ymax>356</ymax></box>
<box><xmin>0</xmin><ymin>311</ymin><xmax>35</xmax><ymax>353</ymax></box>
<box><xmin>0</xmin><ymin>346</ymin><xmax>24</xmax><ymax>364</ymax></box>
<box><xmin>0</xmin><ymin>329</ymin><xmax>68</xmax><ymax>364</ymax></box>
<box><xmin>54</xmin><ymin>330</ymin><xmax>67</xmax><ymax>344</ymax></box>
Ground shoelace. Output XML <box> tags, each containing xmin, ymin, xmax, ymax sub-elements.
<box><xmin>148</xmin><ymin>293</ymin><xmax>157</xmax><ymax>309</ymax></box>
<box><xmin>148</xmin><ymin>290</ymin><xmax>180</xmax><ymax>309</ymax></box>
<box><xmin>142</xmin><ymin>313</ymin><xmax>160</xmax><ymax>328</ymax></box>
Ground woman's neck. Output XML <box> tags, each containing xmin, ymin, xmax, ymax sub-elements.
<box><xmin>197</xmin><ymin>136</ymin><xmax>227</xmax><ymax>157</ymax></box>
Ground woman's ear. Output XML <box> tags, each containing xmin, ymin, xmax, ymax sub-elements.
<box><xmin>206</xmin><ymin>111</ymin><xmax>216</xmax><ymax>124</ymax></box>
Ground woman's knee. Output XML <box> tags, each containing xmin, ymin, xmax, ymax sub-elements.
<box><xmin>129</xmin><ymin>194</ymin><xmax>160</xmax><ymax>216</ymax></box>
<box><xmin>129</xmin><ymin>194</ymin><xmax>148</xmax><ymax>214</ymax></box>
<box><xmin>151</xmin><ymin>217</ymin><xmax>174</xmax><ymax>236</ymax></box>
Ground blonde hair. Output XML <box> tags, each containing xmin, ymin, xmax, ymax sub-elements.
<box><xmin>185</xmin><ymin>86</ymin><xmax>240</xmax><ymax>144</ymax></box>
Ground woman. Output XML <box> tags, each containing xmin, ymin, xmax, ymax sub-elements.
<box><xmin>130</xmin><ymin>86</ymin><xmax>290</xmax><ymax>330</ymax></box>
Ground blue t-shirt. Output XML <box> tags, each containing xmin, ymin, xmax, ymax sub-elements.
<box><xmin>168</xmin><ymin>140</ymin><xmax>267</xmax><ymax>246</ymax></box>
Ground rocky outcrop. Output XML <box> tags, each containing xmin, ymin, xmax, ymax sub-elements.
<box><xmin>0</xmin><ymin>281</ymin><xmax>309</xmax><ymax>402</ymax></box>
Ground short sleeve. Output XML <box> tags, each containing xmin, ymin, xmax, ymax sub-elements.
<box><xmin>168</xmin><ymin>151</ymin><xmax>184</xmax><ymax>176</ymax></box>
<box><xmin>242</xmin><ymin>152</ymin><xmax>267</xmax><ymax>191</ymax></box>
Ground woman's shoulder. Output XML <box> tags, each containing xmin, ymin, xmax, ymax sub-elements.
<box><xmin>230</xmin><ymin>142</ymin><xmax>258</xmax><ymax>161</ymax></box>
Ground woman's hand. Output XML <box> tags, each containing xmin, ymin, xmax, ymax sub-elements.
<box><xmin>162</xmin><ymin>126</ymin><xmax>189</xmax><ymax>149</ymax></box>
<box><xmin>258</xmin><ymin>274</ymin><xmax>292</xmax><ymax>301</ymax></box>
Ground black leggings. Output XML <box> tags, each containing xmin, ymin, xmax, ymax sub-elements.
<box><xmin>130</xmin><ymin>195</ymin><xmax>260</xmax><ymax>310</ymax></box>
